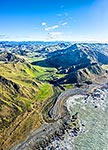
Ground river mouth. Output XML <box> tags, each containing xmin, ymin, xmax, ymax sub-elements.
<box><xmin>45</xmin><ymin>84</ymin><xmax>108</xmax><ymax>150</ymax></box>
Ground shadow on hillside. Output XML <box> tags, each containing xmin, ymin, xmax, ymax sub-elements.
<box><xmin>31</xmin><ymin>59</ymin><xmax>59</xmax><ymax>69</ymax></box>
<box><xmin>32</xmin><ymin>59</ymin><xmax>47</xmax><ymax>67</ymax></box>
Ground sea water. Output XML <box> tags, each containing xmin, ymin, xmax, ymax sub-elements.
<box><xmin>69</xmin><ymin>87</ymin><xmax>108</xmax><ymax>150</ymax></box>
<box><xmin>45</xmin><ymin>85</ymin><xmax>108</xmax><ymax>150</ymax></box>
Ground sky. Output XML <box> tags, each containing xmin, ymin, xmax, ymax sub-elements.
<box><xmin>0</xmin><ymin>0</ymin><xmax>108</xmax><ymax>42</ymax></box>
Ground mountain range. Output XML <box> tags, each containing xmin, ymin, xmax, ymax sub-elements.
<box><xmin>0</xmin><ymin>42</ymin><xmax>108</xmax><ymax>149</ymax></box>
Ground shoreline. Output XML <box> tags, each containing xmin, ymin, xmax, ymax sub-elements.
<box><xmin>12</xmin><ymin>79</ymin><xmax>108</xmax><ymax>150</ymax></box>
<box><xmin>46</xmin><ymin>82</ymin><xmax>108</xmax><ymax>149</ymax></box>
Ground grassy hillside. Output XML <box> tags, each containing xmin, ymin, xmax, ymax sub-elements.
<box><xmin>1</xmin><ymin>44</ymin><xmax>107</xmax><ymax>149</ymax></box>
<box><xmin>0</xmin><ymin>61</ymin><xmax>53</xmax><ymax>150</ymax></box>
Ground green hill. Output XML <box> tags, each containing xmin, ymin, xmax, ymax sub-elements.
<box><xmin>0</xmin><ymin>43</ymin><xmax>108</xmax><ymax>149</ymax></box>
<box><xmin>0</xmin><ymin>61</ymin><xmax>53</xmax><ymax>150</ymax></box>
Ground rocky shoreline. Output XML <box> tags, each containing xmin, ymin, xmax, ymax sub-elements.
<box><xmin>45</xmin><ymin>83</ymin><xmax>108</xmax><ymax>150</ymax></box>
<box><xmin>12</xmin><ymin>82</ymin><xmax>108</xmax><ymax>150</ymax></box>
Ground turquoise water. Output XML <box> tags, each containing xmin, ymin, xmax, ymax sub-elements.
<box><xmin>45</xmin><ymin>86</ymin><xmax>108</xmax><ymax>150</ymax></box>
<box><xmin>68</xmin><ymin>88</ymin><xmax>108</xmax><ymax>150</ymax></box>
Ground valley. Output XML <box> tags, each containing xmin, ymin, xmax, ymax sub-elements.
<box><xmin>0</xmin><ymin>42</ymin><xmax>108</xmax><ymax>149</ymax></box>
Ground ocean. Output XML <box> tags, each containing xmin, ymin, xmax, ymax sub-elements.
<box><xmin>45</xmin><ymin>84</ymin><xmax>108</xmax><ymax>150</ymax></box>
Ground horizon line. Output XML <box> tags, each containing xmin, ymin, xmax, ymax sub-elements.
<box><xmin>0</xmin><ymin>40</ymin><xmax>108</xmax><ymax>44</ymax></box>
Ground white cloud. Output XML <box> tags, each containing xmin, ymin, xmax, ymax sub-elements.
<box><xmin>42</xmin><ymin>22</ymin><xmax>47</xmax><ymax>26</ymax></box>
<box><xmin>49</xmin><ymin>32</ymin><xmax>62</xmax><ymax>36</ymax></box>
<box><xmin>0</xmin><ymin>34</ymin><xmax>9</xmax><ymax>39</ymax></box>
<box><xmin>57</xmin><ymin>11</ymin><xmax>69</xmax><ymax>17</ymax></box>
<box><xmin>57</xmin><ymin>14</ymin><xmax>62</xmax><ymax>16</ymax></box>
<box><xmin>45</xmin><ymin>25</ymin><xmax>59</xmax><ymax>31</ymax></box>
<box><xmin>61</xmin><ymin>22</ymin><xmax>67</xmax><ymax>26</ymax></box>
<box><xmin>0</xmin><ymin>34</ymin><xmax>6</xmax><ymax>37</ymax></box>
<box><xmin>48</xmin><ymin>32</ymin><xmax>62</xmax><ymax>39</ymax></box>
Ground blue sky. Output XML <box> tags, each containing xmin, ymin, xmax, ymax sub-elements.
<box><xmin>0</xmin><ymin>0</ymin><xmax>108</xmax><ymax>42</ymax></box>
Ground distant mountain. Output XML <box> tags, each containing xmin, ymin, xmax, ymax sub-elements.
<box><xmin>0</xmin><ymin>42</ymin><xmax>70</xmax><ymax>57</ymax></box>
<box><xmin>32</xmin><ymin>44</ymin><xmax>95</xmax><ymax>70</ymax></box>
<box><xmin>32</xmin><ymin>43</ymin><xmax>108</xmax><ymax>84</ymax></box>
<box><xmin>1</xmin><ymin>42</ymin><xmax>108</xmax><ymax>85</ymax></box>
<box><xmin>0</xmin><ymin>52</ymin><xmax>25</xmax><ymax>62</ymax></box>
<box><xmin>56</xmin><ymin>63</ymin><xmax>103</xmax><ymax>84</ymax></box>
<box><xmin>0</xmin><ymin>42</ymin><xmax>108</xmax><ymax>149</ymax></box>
